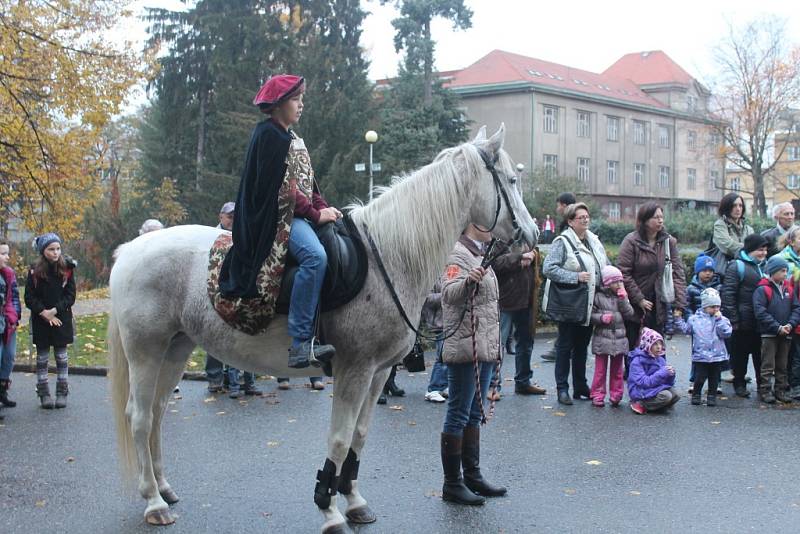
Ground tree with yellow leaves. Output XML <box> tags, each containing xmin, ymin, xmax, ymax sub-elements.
<box><xmin>0</xmin><ymin>0</ymin><xmax>149</xmax><ymax>239</ymax></box>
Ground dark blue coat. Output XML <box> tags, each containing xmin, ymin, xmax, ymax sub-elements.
<box><xmin>685</xmin><ymin>274</ymin><xmax>722</xmax><ymax>315</ymax></box>
<box><xmin>752</xmin><ymin>278</ymin><xmax>800</xmax><ymax>335</ymax></box>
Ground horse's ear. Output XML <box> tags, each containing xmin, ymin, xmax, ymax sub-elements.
<box><xmin>472</xmin><ymin>126</ymin><xmax>487</xmax><ymax>143</ymax></box>
<box><xmin>486</xmin><ymin>123</ymin><xmax>506</xmax><ymax>156</ymax></box>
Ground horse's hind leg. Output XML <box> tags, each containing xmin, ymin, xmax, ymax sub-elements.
<box><xmin>339</xmin><ymin>366</ymin><xmax>391</xmax><ymax>525</ymax></box>
<box><xmin>124</xmin><ymin>336</ymin><xmax>177</xmax><ymax>526</ymax></box>
<box><xmin>150</xmin><ymin>333</ymin><xmax>196</xmax><ymax>507</ymax></box>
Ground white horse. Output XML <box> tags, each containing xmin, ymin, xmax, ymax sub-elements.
<box><xmin>109</xmin><ymin>125</ymin><xmax>536</xmax><ymax>533</ymax></box>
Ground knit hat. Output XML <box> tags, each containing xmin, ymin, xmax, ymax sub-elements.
<box><xmin>601</xmin><ymin>265</ymin><xmax>623</xmax><ymax>287</ymax></box>
<box><xmin>252</xmin><ymin>74</ymin><xmax>305</xmax><ymax>110</ymax></box>
<box><xmin>766</xmin><ymin>255</ymin><xmax>789</xmax><ymax>276</ymax></box>
<box><xmin>700</xmin><ymin>288</ymin><xmax>722</xmax><ymax>308</ymax></box>
<box><xmin>743</xmin><ymin>233</ymin><xmax>769</xmax><ymax>253</ymax></box>
<box><xmin>638</xmin><ymin>327</ymin><xmax>665</xmax><ymax>356</ymax></box>
<box><xmin>32</xmin><ymin>233</ymin><xmax>61</xmax><ymax>255</ymax></box>
<box><xmin>693</xmin><ymin>254</ymin><xmax>716</xmax><ymax>274</ymax></box>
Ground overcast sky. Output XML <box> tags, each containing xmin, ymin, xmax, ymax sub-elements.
<box><xmin>120</xmin><ymin>0</ymin><xmax>799</xmax><ymax>110</ymax></box>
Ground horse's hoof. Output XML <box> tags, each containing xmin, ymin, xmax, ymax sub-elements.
<box><xmin>322</xmin><ymin>523</ymin><xmax>347</xmax><ymax>534</ymax></box>
<box><xmin>145</xmin><ymin>508</ymin><xmax>177</xmax><ymax>526</ymax></box>
<box><xmin>346</xmin><ymin>505</ymin><xmax>377</xmax><ymax>524</ymax></box>
<box><xmin>159</xmin><ymin>487</ymin><xmax>180</xmax><ymax>505</ymax></box>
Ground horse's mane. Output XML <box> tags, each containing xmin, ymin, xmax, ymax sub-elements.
<box><xmin>348</xmin><ymin>141</ymin><xmax>493</xmax><ymax>289</ymax></box>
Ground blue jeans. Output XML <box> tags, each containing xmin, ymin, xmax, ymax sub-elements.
<box><xmin>427</xmin><ymin>339</ymin><xmax>448</xmax><ymax>392</ymax></box>
<box><xmin>0</xmin><ymin>331</ymin><xmax>16</xmax><ymax>379</ymax></box>
<box><xmin>226</xmin><ymin>367</ymin><xmax>255</xmax><ymax>393</ymax></box>
<box><xmin>501</xmin><ymin>309</ymin><xmax>534</xmax><ymax>386</ymax></box>
<box><xmin>205</xmin><ymin>354</ymin><xmax>224</xmax><ymax>385</ymax></box>
<box><xmin>555</xmin><ymin>322</ymin><xmax>592</xmax><ymax>394</ymax></box>
<box><xmin>288</xmin><ymin>218</ymin><xmax>327</xmax><ymax>343</ymax></box>
<box><xmin>443</xmin><ymin>361</ymin><xmax>494</xmax><ymax>435</ymax></box>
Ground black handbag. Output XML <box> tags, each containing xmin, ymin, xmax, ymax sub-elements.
<box><xmin>402</xmin><ymin>339</ymin><xmax>426</xmax><ymax>372</ymax></box>
<box><xmin>544</xmin><ymin>237</ymin><xmax>590</xmax><ymax>324</ymax></box>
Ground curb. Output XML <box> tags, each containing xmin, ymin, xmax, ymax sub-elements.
<box><xmin>12</xmin><ymin>363</ymin><xmax>208</xmax><ymax>381</ymax></box>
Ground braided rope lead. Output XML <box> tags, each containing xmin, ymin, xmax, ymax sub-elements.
<box><xmin>470</xmin><ymin>280</ymin><xmax>503</xmax><ymax>426</ymax></box>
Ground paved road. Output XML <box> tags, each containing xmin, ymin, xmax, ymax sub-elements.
<box><xmin>2</xmin><ymin>335</ymin><xmax>800</xmax><ymax>534</ymax></box>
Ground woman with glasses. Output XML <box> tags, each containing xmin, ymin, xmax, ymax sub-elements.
<box><xmin>617</xmin><ymin>202</ymin><xmax>686</xmax><ymax>350</ymax></box>
<box><xmin>543</xmin><ymin>203</ymin><xmax>609</xmax><ymax>405</ymax></box>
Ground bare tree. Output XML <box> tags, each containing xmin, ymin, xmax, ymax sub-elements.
<box><xmin>710</xmin><ymin>17</ymin><xmax>800</xmax><ymax>216</ymax></box>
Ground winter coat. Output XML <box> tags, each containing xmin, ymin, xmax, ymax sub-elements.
<box><xmin>617</xmin><ymin>230</ymin><xmax>687</xmax><ymax>330</ymax></box>
<box><xmin>441</xmin><ymin>236</ymin><xmax>500</xmax><ymax>365</ymax></box>
<box><xmin>627</xmin><ymin>348</ymin><xmax>675</xmax><ymax>401</ymax></box>
<box><xmin>24</xmin><ymin>263</ymin><xmax>76</xmax><ymax>348</ymax></box>
<box><xmin>590</xmin><ymin>286</ymin><xmax>637</xmax><ymax>356</ymax></box>
<box><xmin>493</xmin><ymin>241</ymin><xmax>536</xmax><ymax>312</ymax></box>
<box><xmin>685</xmin><ymin>274</ymin><xmax>722</xmax><ymax>315</ymax></box>
<box><xmin>420</xmin><ymin>278</ymin><xmax>443</xmax><ymax>334</ymax></box>
<box><xmin>542</xmin><ymin>228</ymin><xmax>608</xmax><ymax>327</ymax></box>
<box><xmin>752</xmin><ymin>278</ymin><xmax>800</xmax><ymax>336</ymax></box>
<box><xmin>0</xmin><ymin>267</ymin><xmax>21</xmax><ymax>344</ymax></box>
<box><xmin>721</xmin><ymin>251</ymin><xmax>766</xmax><ymax>331</ymax></box>
<box><xmin>779</xmin><ymin>245</ymin><xmax>800</xmax><ymax>291</ymax></box>
<box><xmin>712</xmin><ymin>216</ymin><xmax>754</xmax><ymax>259</ymax></box>
<box><xmin>674</xmin><ymin>310</ymin><xmax>732</xmax><ymax>363</ymax></box>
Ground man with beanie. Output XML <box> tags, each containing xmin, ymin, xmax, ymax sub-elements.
<box><xmin>753</xmin><ymin>255</ymin><xmax>800</xmax><ymax>403</ymax></box>
<box><xmin>722</xmin><ymin>233</ymin><xmax>768</xmax><ymax>397</ymax></box>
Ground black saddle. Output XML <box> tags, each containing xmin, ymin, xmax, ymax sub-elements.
<box><xmin>276</xmin><ymin>215</ymin><xmax>368</xmax><ymax>314</ymax></box>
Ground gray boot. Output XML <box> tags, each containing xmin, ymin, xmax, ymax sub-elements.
<box><xmin>287</xmin><ymin>339</ymin><xmax>335</xmax><ymax>369</ymax></box>
<box><xmin>37</xmin><ymin>382</ymin><xmax>54</xmax><ymax>409</ymax></box>
<box><xmin>55</xmin><ymin>381</ymin><xmax>68</xmax><ymax>409</ymax></box>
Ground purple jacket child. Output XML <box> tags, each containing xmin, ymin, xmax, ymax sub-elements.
<box><xmin>627</xmin><ymin>328</ymin><xmax>676</xmax><ymax>402</ymax></box>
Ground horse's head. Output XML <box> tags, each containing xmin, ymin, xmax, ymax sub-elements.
<box><xmin>468</xmin><ymin>124</ymin><xmax>538</xmax><ymax>249</ymax></box>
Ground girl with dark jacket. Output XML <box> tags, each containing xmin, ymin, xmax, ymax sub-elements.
<box><xmin>25</xmin><ymin>234</ymin><xmax>76</xmax><ymax>409</ymax></box>
<box><xmin>721</xmin><ymin>233</ymin><xmax>768</xmax><ymax>398</ymax></box>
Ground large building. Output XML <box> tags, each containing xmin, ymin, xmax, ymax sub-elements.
<box><xmin>445</xmin><ymin>50</ymin><xmax>726</xmax><ymax>220</ymax></box>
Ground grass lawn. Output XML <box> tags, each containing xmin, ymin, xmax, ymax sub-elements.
<box><xmin>15</xmin><ymin>313</ymin><xmax>207</xmax><ymax>370</ymax></box>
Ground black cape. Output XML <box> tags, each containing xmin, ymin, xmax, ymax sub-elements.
<box><xmin>219</xmin><ymin>120</ymin><xmax>292</xmax><ymax>298</ymax></box>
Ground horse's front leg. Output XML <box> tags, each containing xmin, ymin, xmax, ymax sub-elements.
<box><xmin>316</xmin><ymin>363</ymin><xmax>389</xmax><ymax>534</ymax></box>
<box><xmin>338</xmin><ymin>366</ymin><xmax>392</xmax><ymax>525</ymax></box>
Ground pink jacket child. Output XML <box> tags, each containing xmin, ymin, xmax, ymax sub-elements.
<box><xmin>590</xmin><ymin>266</ymin><xmax>637</xmax><ymax>407</ymax></box>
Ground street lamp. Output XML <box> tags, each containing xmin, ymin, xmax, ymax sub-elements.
<box><xmin>365</xmin><ymin>130</ymin><xmax>378</xmax><ymax>202</ymax></box>
<box><xmin>515</xmin><ymin>163</ymin><xmax>526</xmax><ymax>196</ymax></box>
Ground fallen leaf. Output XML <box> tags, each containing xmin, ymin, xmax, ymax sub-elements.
<box><xmin>170</xmin><ymin>409</ymin><xmax>179</xmax><ymax>413</ymax></box>
<box><xmin>173</xmin><ymin>394</ymin><xmax>183</xmax><ymax>400</ymax></box>
<box><xmin>238</xmin><ymin>401</ymin><xmax>248</xmax><ymax>406</ymax></box>
<box><xmin>267</xmin><ymin>441</ymin><xmax>279</xmax><ymax>447</ymax></box>
<box><xmin>287</xmin><ymin>419</ymin><xmax>297</xmax><ymax>423</ymax></box>
<box><xmin>564</xmin><ymin>488</ymin><xmax>576</xmax><ymax>495</ymax></box>
<box><xmin>711</xmin><ymin>421</ymin><xmax>721</xmax><ymax>425</ymax></box>
<box><xmin>553</xmin><ymin>411</ymin><xmax>566</xmax><ymax>416</ymax></box>
<box><xmin>65</xmin><ymin>456</ymin><xmax>75</xmax><ymax>463</ymax></box>
<box><xmin>542</xmin><ymin>405</ymin><xmax>553</xmax><ymax>410</ymax></box>
<box><xmin>168</xmin><ymin>401</ymin><xmax>176</xmax><ymax>405</ymax></box>
<box><xmin>629</xmin><ymin>491</ymin><xmax>641</xmax><ymax>496</ymax></box>
<box><xmin>408</xmin><ymin>421</ymin><xmax>417</xmax><ymax>426</ymax></box>
<box><xmin>187</xmin><ymin>361</ymin><xmax>198</xmax><ymax>368</ymax></box>
<box><xmin>203</xmin><ymin>397</ymin><xmax>217</xmax><ymax>403</ymax></box>
<box><xmin>35</xmin><ymin>500</ymin><xmax>46</xmax><ymax>507</ymax></box>
<box><xmin>389</xmin><ymin>405</ymin><xmax>404</xmax><ymax>411</ymax></box>
<box><xmin>585</xmin><ymin>460</ymin><xmax>603</xmax><ymax>466</ymax></box>
<box><xmin>719</xmin><ymin>396</ymin><xmax>728</xmax><ymax>400</ymax></box>
<box><xmin>216</xmin><ymin>411</ymin><xmax>226</xmax><ymax>415</ymax></box>
<box><xmin>425</xmin><ymin>490</ymin><xmax>443</xmax><ymax>498</ymax></box>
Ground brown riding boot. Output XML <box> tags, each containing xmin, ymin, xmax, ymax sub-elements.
<box><xmin>462</xmin><ymin>426</ymin><xmax>507</xmax><ymax>497</ymax></box>
<box><xmin>441</xmin><ymin>433</ymin><xmax>485</xmax><ymax>506</ymax></box>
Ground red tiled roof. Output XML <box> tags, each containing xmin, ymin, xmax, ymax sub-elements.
<box><xmin>603</xmin><ymin>50</ymin><xmax>694</xmax><ymax>86</ymax></box>
<box><xmin>445</xmin><ymin>49</ymin><xmax>671</xmax><ymax>109</ymax></box>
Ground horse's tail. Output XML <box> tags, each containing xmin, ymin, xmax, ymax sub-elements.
<box><xmin>108</xmin><ymin>310</ymin><xmax>137</xmax><ymax>481</ymax></box>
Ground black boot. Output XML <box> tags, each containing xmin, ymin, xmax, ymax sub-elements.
<box><xmin>462</xmin><ymin>426</ymin><xmax>507</xmax><ymax>497</ymax></box>
<box><xmin>377</xmin><ymin>385</ymin><xmax>388</xmax><ymax>405</ymax></box>
<box><xmin>0</xmin><ymin>379</ymin><xmax>16</xmax><ymax>408</ymax></box>
<box><xmin>386</xmin><ymin>365</ymin><xmax>405</xmax><ymax>397</ymax></box>
<box><xmin>441</xmin><ymin>433</ymin><xmax>485</xmax><ymax>505</ymax></box>
<box><xmin>55</xmin><ymin>380</ymin><xmax>68</xmax><ymax>409</ymax></box>
<box><xmin>37</xmin><ymin>382</ymin><xmax>54</xmax><ymax>410</ymax></box>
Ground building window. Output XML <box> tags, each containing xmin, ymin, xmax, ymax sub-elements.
<box><xmin>659</xmin><ymin>166</ymin><xmax>670</xmax><ymax>189</ymax></box>
<box><xmin>687</xmin><ymin>168</ymin><xmax>696</xmax><ymax>190</ymax></box>
<box><xmin>577</xmin><ymin>111</ymin><xmax>591</xmax><ymax>138</ymax></box>
<box><xmin>710</xmin><ymin>132</ymin><xmax>722</xmax><ymax>148</ymax></box>
<box><xmin>607</xmin><ymin>202</ymin><xmax>621</xmax><ymax>221</ymax></box>
<box><xmin>789</xmin><ymin>175</ymin><xmax>800</xmax><ymax>190</ymax></box>
<box><xmin>709</xmin><ymin>169</ymin><xmax>719</xmax><ymax>190</ymax></box>
<box><xmin>607</xmin><ymin>116</ymin><xmax>620</xmax><ymax>142</ymax></box>
<box><xmin>577</xmin><ymin>157</ymin><xmax>590</xmax><ymax>182</ymax></box>
<box><xmin>607</xmin><ymin>160</ymin><xmax>619</xmax><ymax>184</ymax></box>
<box><xmin>659</xmin><ymin>125</ymin><xmax>671</xmax><ymax>148</ymax></box>
<box><xmin>729</xmin><ymin>176</ymin><xmax>741</xmax><ymax>191</ymax></box>
<box><xmin>634</xmin><ymin>163</ymin><xmax>645</xmax><ymax>186</ymax></box>
<box><xmin>544</xmin><ymin>154</ymin><xmax>558</xmax><ymax>179</ymax></box>
<box><xmin>633</xmin><ymin>120</ymin><xmax>646</xmax><ymax>145</ymax></box>
<box><xmin>687</xmin><ymin>130</ymin><xmax>697</xmax><ymax>151</ymax></box>
<box><xmin>544</xmin><ymin>106</ymin><xmax>558</xmax><ymax>133</ymax></box>
<box><xmin>788</xmin><ymin>146</ymin><xmax>800</xmax><ymax>161</ymax></box>
<box><xmin>687</xmin><ymin>94</ymin><xmax>697</xmax><ymax>112</ymax></box>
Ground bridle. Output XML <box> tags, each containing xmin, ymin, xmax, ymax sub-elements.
<box><xmin>361</xmin><ymin>146</ymin><xmax>526</xmax><ymax>341</ymax></box>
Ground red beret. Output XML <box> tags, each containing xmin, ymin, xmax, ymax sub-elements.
<box><xmin>252</xmin><ymin>74</ymin><xmax>305</xmax><ymax>109</ymax></box>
